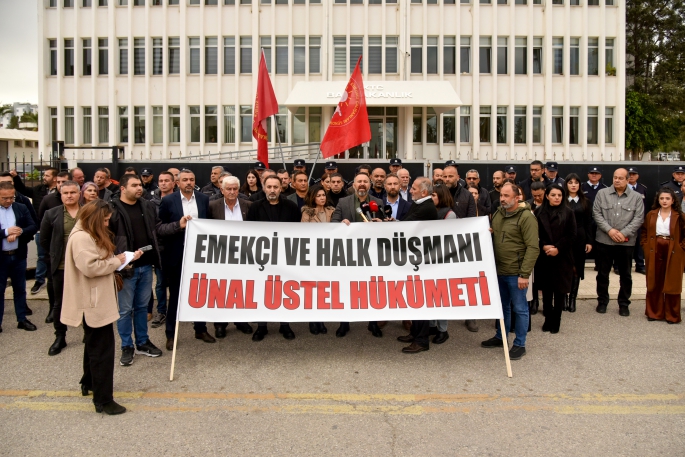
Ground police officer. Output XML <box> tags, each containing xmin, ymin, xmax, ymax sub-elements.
<box><xmin>389</xmin><ymin>158</ymin><xmax>402</xmax><ymax>174</ymax></box>
<box><xmin>504</xmin><ymin>165</ymin><xmax>518</xmax><ymax>184</ymax></box>
<box><xmin>627</xmin><ymin>166</ymin><xmax>647</xmax><ymax>274</ymax></box>
<box><xmin>544</xmin><ymin>161</ymin><xmax>564</xmax><ymax>185</ymax></box>
<box><xmin>660</xmin><ymin>164</ymin><xmax>685</xmax><ymax>203</ymax></box>
<box><xmin>293</xmin><ymin>158</ymin><xmax>317</xmax><ymax>186</ymax></box>
<box><xmin>581</xmin><ymin>166</ymin><xmax>607</xmax><ymax>271</ymax></box>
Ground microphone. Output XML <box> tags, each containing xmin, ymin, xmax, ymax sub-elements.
<box><xmin>355</xmin><ymin>207</ymin><xmax>369</xmax><ymax>222</ymax></box>
<box><xmin>360</xmin><ymin>202</ymin><xmax>373</xmax><ymax>221</ymax></box>
<box><xmin>383</xmin><ymin>205</ymin><xmax>393</xmax><ymax>219</ymax></box>
<box><xmin>369</xmin><ymin>201</ymin><xmax>379</xmax><ymax>217</ymax></box>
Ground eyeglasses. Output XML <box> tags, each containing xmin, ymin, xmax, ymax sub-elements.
<box><xmin>0</xmin><ymin>197</ymin><xmax>15</xmax><ymax>202</ymax></box>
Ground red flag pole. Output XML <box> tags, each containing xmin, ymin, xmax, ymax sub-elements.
<box><xmin>272</xmin><ymin>114</ymin><xmax>288</xmax><ymax>170</ymax></box>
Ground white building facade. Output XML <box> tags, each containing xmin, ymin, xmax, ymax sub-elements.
<box><xmin>38</xmin><ymin>0</ymin><xmax>625</xmax><ymax>164</ymax></box>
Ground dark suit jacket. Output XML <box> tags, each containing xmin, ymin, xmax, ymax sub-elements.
<box><xmin>331</xmin><ymin>194</ymin><xmax>384</xmax><ymax>223</ymax></box>
<box><xmin>1</xmin><ymin>202</ymin><xmax>38</xmax><ymax>259</ymax></box>
<box><xmin>401</xmin><ymin>198</ymin><xmax>438</xmax><ymax>221</ymax></box>
<box><xmin>40</xmin><ymin>205</ymin><xmax>67</xmax><ymax>275</ymax></box>
<box><xmin>209</xmin><ymin>198</ymin><xmax>251</xmax><ymax>221</ymax></box>
<box><xmin>392</xmin><ymin>197</ymin><xmax>412</xmax><ymax>221</ymax></box>
<box><xmin>246</xmin><ymin>197</ymin><xmax>301</xmax><ymax>223</ymax></box>
<box><xmin>156</xmin><ymin>191</ymin><xmax>209</xmax><ymax>267</ymax></box>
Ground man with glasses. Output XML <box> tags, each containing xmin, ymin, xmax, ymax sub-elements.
<box><xmin>519</xmin><ymin>160</ymin><xmax>550</xmax><ymax>201</ymax></box>
<box><xmin>465</xmin><ymin>169</ymin><xmax>492</xmax><ymax>216</ymax></box>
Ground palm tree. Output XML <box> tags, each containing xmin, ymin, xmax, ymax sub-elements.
<box><xmin>20</xmin><ymin>111</ymin><xmax>38</xmax><ymax>131</ymax></box>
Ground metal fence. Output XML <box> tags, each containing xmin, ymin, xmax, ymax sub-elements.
<box><xmin>3</xmin><ymin>152</ymin><xmax>59</xmax><ymax>187</ymax></box>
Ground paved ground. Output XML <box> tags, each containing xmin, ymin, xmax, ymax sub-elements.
<box><xmin>1</xmin><ymin>267</ymin><xmax>684</xmax><ymax>456</ymax></box>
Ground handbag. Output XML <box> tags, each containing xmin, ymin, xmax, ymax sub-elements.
<box><xmin>114</xmin><ymin>271</ymin><xmax>124</xmax><ymax>292</ymax></box>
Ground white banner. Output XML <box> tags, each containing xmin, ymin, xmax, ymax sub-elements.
<box><xmin>177</xmin><ymin>217</ymin><xmax>503</xmax><ymax>323</ymax></box>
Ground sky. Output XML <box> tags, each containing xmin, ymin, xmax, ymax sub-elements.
<box><xmin>0</xmin><ymin>0</ymin><xmax>38</xmax><ymax>105</ymax></box>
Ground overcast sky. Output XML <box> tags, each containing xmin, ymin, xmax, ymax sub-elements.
<box><xmin>0</xmin><ymin>0</ymin><xmax>38</xmax><ymax>104</ymax></box>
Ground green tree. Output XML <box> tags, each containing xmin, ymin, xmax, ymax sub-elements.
<box><xmin>625</xmin><ymin>91</ymin><xmax>660</xmax><ymax>158</ymax></box>
<box><xmin>20</xmin><ymin>111</ymin><xmax>38</xmax><ymax>131</ymax></box>
<box><xmin>7</xmin><ymin>115</ymin><xmax>19</xmax><ymax>129</ymax></box>
<box><xmin>0</xmin><ymin>104</ymin><xmax>12</xmax><ymax>118</ymax></box>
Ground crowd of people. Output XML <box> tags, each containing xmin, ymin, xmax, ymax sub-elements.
<box><xmin>0</xmin><ymin>158</ymin><xmax>684</xmax><ymax>415</ymax></box>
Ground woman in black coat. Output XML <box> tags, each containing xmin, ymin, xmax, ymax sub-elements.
<box><xmin>534</xmin><ymin>184</ymin><xmax>577</xmax><ymax>334</ymax></box>
<box><xmin>564</xmin><ymin>173</ymin><xmax>593</xmax><ymax>312</ymax></box>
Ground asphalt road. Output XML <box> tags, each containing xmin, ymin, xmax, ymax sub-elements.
<box><xmin>1</xmin><ymin>297</ymin><xmax>684</xmax><ymax>456</ymax></box>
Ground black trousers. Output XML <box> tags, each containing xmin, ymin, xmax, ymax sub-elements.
<box><xmin>165</xmin><ymin>263</ymin><xmax>207</xmax><ymax>339</ymax></box>
<box><xmin>81</xmin><ymin>319</ymin><xmax>115</xmax><ymax>406</ymax></box>
<box><xmin>410</xmin><ymin>320</ymin><xmax>430</xmax><ymax>347</ymax></box>
<box><xmin>542</xmin><ymin>289</ymin><xmax>565</xmax><ymax>332</ymax></box>
<box><xmin>51</xmin><ymin>269</ymin><xmax>68</xmax><ymax>337</ymax></box>
<box><xmin>596</xmin><ymin>242</ymin><xmax>633</xmax><ymax>307</ymax></box>
<box><xmin>633</xmin><ymin>226</ymin><xmax>645</xmax><ymax>269</ymax></box>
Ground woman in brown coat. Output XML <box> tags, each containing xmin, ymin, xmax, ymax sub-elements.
<box><xmin>62</xmin><ymin>200</ymin><xmax>141</xmax><ymax>415</ymax></box>
<box><xmin>640</xmin><ymin>188</ymin><xmax>685</xmax><ymax>323</ymax></box>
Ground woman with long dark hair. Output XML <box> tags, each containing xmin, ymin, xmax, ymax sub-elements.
<box><xmin>431</xmin><ymin>184</ymin><xmax>456</xmax><ymax>220</ymax></box>
<box><xmin>534</xmin><ymin>184</ymin><xmax>576</xmax><ymax>333</ymax></box>
<box><xmin>61</xmin><ymin>200</ymin><xmax>142</xmax><ymax>415</ymax></box>
<box><xmin>563</xmin><ymin>173</ymin><xmax>593</xmax><ymax>312</ymax></box>
<box><xmin>240</xmin><ymin>169</ymin><xmax>261</xmax><ymax>198</ymax></box>
<box><xmin>640</xmin><ymin>188</ymin><xmax>685</xmax><ymax>323</ymax></box>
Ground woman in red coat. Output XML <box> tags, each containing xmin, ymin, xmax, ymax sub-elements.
<box><xmin>640</xmin><ymin>188</ymin><xmax>685</xmax><ymax>324</ymax></box>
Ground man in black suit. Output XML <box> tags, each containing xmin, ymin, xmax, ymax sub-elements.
<box><xmin>396</xmin><ymin>177</ymin><xmax>439</xmax><ymax>353</ymax></box>
<box><xmin>581</xmin><ymin>166</ymin><xmax>607</xmax><ymax>270</ymax></box>
<box><xmin>519</xmin><ymin>160</ymin><xmax>550</xmax><ymax>201</ymax></box>
<box><xmin>246</xmin><ymin>175</ymin><xmax>300</xmax><ymax>341</ymax></box>
<box><xmin>442</xmin><ymin>165</ymin><xmax>476</xmax><ymax>218</ymax></box>
<box><xmin>0</xmin><ymin>182</ymin><xmax>39</xmax><ymax>333</ymax></box>
<box><xmin>383</xmin><ymin>173</ymin><xmax>411</xmax><ymax>221</ymax></box>
<box><xmin>156</xmin><ymin>169</ymin><xmax>215</xmax><ymax>350</ymax></box>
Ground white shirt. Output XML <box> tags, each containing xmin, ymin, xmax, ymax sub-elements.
<box><xmin>0</xmin><ymin>205</ymin><xmax>19</xmax><ymax>251</ymax></box>
<box><xmin>656</xmin><ymin>212</ymin><xmax>671</xmax><ymax>237</ymax></box>
<box><xmin>386</xmin><ymin>198</ymin><xmax>400</xmax><ymax>219</ymax></box>
<box><xmin>568</xmin><ymin>196</ymin><xmax>579</xmax><ymax>203</ymax></box>
<box><xmin>180</xmin><ymin>192</ymin><xmax>199</xmax><ymax>219</ymax></box>
<box><xmin>224</xmin><ymin>200</ymin><xmax>243</xmax><ymax>221</ymax></box>
<box><xmin>415</xmin><ymin>196</ymin><xmax>432</xmax><ymax>204</ymax></box>
<box><xmin>400</xmin><ymin>188</ymin><xmax>409</xmax><ymax>201</ymax></box>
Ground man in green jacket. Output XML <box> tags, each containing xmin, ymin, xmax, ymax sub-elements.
<box><xmin>482</xmin><ymin>182</ymin><xmax>540</xmax><ymax>360</ymax></box>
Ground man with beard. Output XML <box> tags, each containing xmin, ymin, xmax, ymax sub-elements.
<box><xmin>369</xmin><ymin>168</ymin><xmax>387</xmax><ymax>201</ymax></box>
<box><xmin>441</xmin><ymin>165</ymin><xmax>476</xmax><ymax>218</ymax></box>
<box><xmin>465</xmin><ymin>169</ymin><xmax>492</xmax><ymax>215</ymax></box>
<box><xmin>432</xmin><ymin>168</ymin><xmax>443</xmax><ymax>184</ymax></box>
<box><xmin>384</xmin><ymin>173</ymin><xmax>411</xmax><ymax>221</ymax></box>
<box><xmin>248</xmin><ymin>169</ymin><xmax>277</xmax><ymax>202</ymax></box>
<box><xmin>490</xmin><ymin>170</ymin><xmax>505</xmax><ymax>213</ymax></box>
<box><xmin>328</xmin><ymin>173</ymin><xmax>347</xmax><ymax>208</ymax></box>
<box><xmin>246</xmin><ymin>175</ymin><xmax>301</xmax><ymax>341</ymax></box>
<box><xmin>277</xmin><ymin>169</ymin><xmax>295</xmax><ymax>197</ymax></box>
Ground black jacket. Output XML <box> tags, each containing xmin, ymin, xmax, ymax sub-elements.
<box><xmin>38</xmin><ymin>191</ymin><xmax>62</xmax><ymax>221</ymax></box>
<box><xmin>401</xmin><ymin>198</ymin><xmax>438</xmax><ymax>222</ymax></box>
<box><xmin>12</xmin><ymin>176</ymin><xmax>54</xmax><ymax>218</ymax></box>
<box><xmin>449</xmin><ymin>183</ymin><xmax>477</xmax><ymax>218</ymax></box>
<box><xmin>14</xmin><ymin>192</ymin><xmax>38</xmax><ymax>225</ymax></box>
<box><xmin>110</xmin><ymin>197</ymin><xmax>163</xmax><ymax>271</ymax></box>
<box><xmin>201</xmin><ymin>182</ymin><xmax>222</xmax><ymax>197</ymax></box>
<box><xmin>40</xmin><ymin>205</ymin><xmax>74</xmax><ymax>275</ymax></box>
<box><xmin>246</xmin><ymin>196</ymin><xmax>301</xmax><ymax>223</ymax></box>
<box><xmin>0</xmin><ymin>202</ymin><xmax>38</xmax><ymax>259</ymax></box>
<box><xmin>519</xmin><ymin>177</ymin><xmax>550</xmax><ymax>201</ymax></box>
<box><xmin>156</xmin><ymin>191</ymin><xmax>210</xmax><ymax>267</ymax></box>
<box><xmin>534</xmin><ymin>206</ymin><xmax>577</xmax><ymax>293</ymax></box>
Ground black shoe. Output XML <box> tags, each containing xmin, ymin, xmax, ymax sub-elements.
<box><xmin>80</xmin><ymin>384</ymin><xmax>91</xmax><ymax>396</ymax></box>
<box><xmin>335</xmin><ymin>323</ymin><xmax>349</xmax><ymax>337</ymax></box>
<box><xmin>619</xmin><ymin>305</ymin><xmax>630</xmax><ymax>317</ymax></box>
<box><xmin>252</xmin><ymin>326</ymin><xmax>268</xmax><ymax>341</ymax></box>
<box><xmin>319</xmin><ymin>323</ymin><xmax>327</xmax><ymax>334</ymax></box>
<box><xmin>647</xmin><ymin>317</ymin><xmax>656</xmax><ymax>321</ymax></box>
<box><xmin>17</xmin><ymin>320</ymin><xmax>37</xmax><ymax>331</ymax></box>
<box><xmin>30</xmin><ymin>281</ymin><xmax>46</xmax><ymax>295</ymax></box>
<box><xmin>135</xmin><ymin>340</ymin><xmax>163</xmax><ymax>357</ymax></box>
<box><xmin>367</xmin><ymin>322</ymin><xmax>383</xmax><ymax>338</ymax></box>
<box><xmin>596</xmin><ymin>303</ymin><xmax>607</xmax><ymax>314</ymax></box>
<box><xmin>0</xmin><ymin>326</ymin><xmax>3</xmax><ymax>333</ymax></box>
<box><xmin>562</xmin><ymin>295</ymin><xmax>569</xmax><ymax>312</ymax></box>
<box><xmin>25</xmin><ymin>307</ymin><xmax>33</xmax><ymax>316</ymax></box>
<box><xmin>509</xmin><ymin>345</ymin><xmax>526</xmax><ymax>360</ymax></box>
<box><xmin>542</xmin><ymin>322</ymin><xmax>550</xmax><ymax>332</ymax></box>
<box><xmin>429</xmin><ymin>326</ymin><xmax>438</xmax><ymax>335</ymax></box>
<box><xmin>636</xmin><ymin>268</ymin><xmax>646</xmax><ymax>275</ymax></box>
<box><xmin>309</xmin><ymin>323</ymin><xmax>320</xmax><ymax>335</ymax></box>
<box><xmin>481</xmin><ymin>337</ymin><xmax>503</xmax><ymax>348</ymax></box>
<box><xmin>150</xmin><ymin>313</ymin><xmax>166</xmax><ymax>328</ymax></box>
<box><xmin>215</xmin><ymin>326</ymin><xmax>227</xmax><ymax>339</ymax></box>
<box><xmin>120</xmin><ymin>347</ymin><xmax>135</xmax><ymax>366</ymax></box>
<box><xmin>530</xmin><ymin>298</ymin><xmax>539</xmax><ymax>315</ymax></box>
<box><xmin>48</xmin><ymin>336</ymin><xmax>67</xmax><ymax>356</ymax></box>
<box><xmin>235</xmin><ymin>323</ymin><xmax>253</xmax><ymax>334</ymax></box>
<box><xmin>432</xmin><ymin>331</ymin><xmax>449</xmax><ymax>344</ymax></box>
<box><xmin>279</xmin><ymin>325</ymin><xmax>295</xmax><ymax>340</ymax></box>
<box><xmin>95</xmin><ymin>400</ymin><xmax>126</xmax><ymax>415</ymax></box>
<box><xmin>45</xmin><ymin>308</ymin><xmax>55</xmax><ymax>324</ymax></box>
<box><xmin>613</xmin><ymin>268</ymin><xmax>620</xmax><ymax>275</ymax></box>
<box><xmin>668</xmin><ymin>321</ymin><xmax>679</xmax><ymax>325</ymax></box>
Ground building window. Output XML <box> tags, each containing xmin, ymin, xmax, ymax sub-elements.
<box><xmin>223</xmin><ymin>106</ymin><xmax>236</xmax><ymax>144</ymax></box>
<box><xmin>240</xmin><ymin>106</ymin><xmax>252</xmax><ymax>142</ymax></box>
<box><xmin>333</xmin><ymin>37</ymin><xmax>346</xmax><ymax>74</ymax></box>
<box><xmin>83</xmin><ymin>107</ymin><xmax>92</xmax><ymax>144</ymax></box>
<box><xmin>552</xmin><ymin>106</ymin><xmax>563</xmax><ymax>144</ymax></box>
<box><xmin>605</xmin><ymin>107</ymin><xmax>614</xmax><ymax>143</ymax></box>
<box><xmin>587</xmin><ymin>107</ymin><xmax>598</xmax><ymax>144</ymax></box>
<box><xmin>189</xmin><ymin>38</ymin><xmax>200</xmax><ymax>74</ymax></box>
<box><xmin>261</xmin><ymin>37</ymin><xmax>272</xmax><ymax>72</ymax></box>
<box><xmin>368</xmin><ymin>36</ymin><xmax>382</xmax><ymax>74</ymax></box>
<box><xmin>460</xmin><ymin>106</ymin><xmax>471</xmax><ymax>143</ymax></box>
<box><xmin>190</xmin><ymin>106</ymin><xmax>201</xmax><ymax>142</ymax></box>
<box><xmin>552</xmin><ymin>38</ymin><xmax>563</xmax><ymax>74</ymax></box>
<box><xmin>570</xmin><ymin>38</ymin><xmax>580</xmax><ymax>75</ymax></box>
<box><xmin>496</xmin><ymin>107</ymin><xmax>507</xmax><ymax>143</ymax></box>
<box><xmin>152</xmin><ymin>38</ymin><xmax>163</xmax><ymax>75</ymax></box>
<box><xmin>515</xmin><ymin>37</ymin><xmax>526</xmax><ymax>74</ymax></box>
<box><xmin>385</xmin><ymin>36</ymin><xmax>398</xmax><ymax>74</ymax></box>
<box><xmin>206</xmin><ymin>37</ymin><xmax>218</xmax><ymax>74</ymax></box>
<box><xmin>65</xmin><ymin>107</ymin><xmax>75</xmax><ymax>145</ymax></box>
<box><xmin>190</xmin><ymin>0</ymin><xmax>200</xmax><ymax>4</ymax></box>
<box><xmin>83</xmin><ymin>39</ymin><xmax>92</xmax><ymax>76</ymax></box>
<box><xmin>588</xmin><ymin>0</ymin><xmax>598</xmax><ymax>4</ymax></box>
<box><xmin>134</xmin><ymin>0</ymin><xmax>145</xmax><ymax>4</ymax></box>
<box><xmin>532</xmin><ymin>107</ymin><xmax>542</xmax><ymax>143</ymax></box>
<box><xmin>426</xmin><ymin>108</ymin><xmax>437</xmax><ymax>144</ymax></box>
<box><xmin>514</xmin><ymin>106</ymin><xmax>526</xmax><ymax>144</ymax></box>
<box><xmin>411</xmin><ymin>37</ymin><xmax>422</xmax><ymax>74</ymax></box>
<box><xmin>606</xmin><ymin>0</ymin><xmax>614</xmax><ymax>5</ymax></box>
<box><xmin>224</xmin><ymin>37</ymin><xmax>236</xmax><ymax>74</ymax></box>
<box><xmin>169</xmin><ymin>37</ymin><xmax>180</xmax><ymax>74</ymax></box>
<box><xmin>119</xmin><ymin>0</ymin><xmax>128</xmax><ymax>4</ymax></box>
<box><xmin>443</xmin><ymin>37</ymin><xmax>456</xmax><ymax>74</ymax></box>
<box><xmin>49</xmin><ymin>39</ymin><xmax>57</xmax><ymax>76</ymax></box>
<box><xmin>309</xmin><ymin>107</ymin><xmax>321</xmax><ymax>142</ymax></box>
<box><xmin>293</xmin><ymin>37</ymin><xmax>306</xmax><ymax>74</ymax></box>
<box><xmin>310</xmin><ymin>37</ymin><xmax>321</xmax><ymax>73</ymax></box>
<box><xmin>460</xmin><ymin>37</ymin><xmax>471</xmax><ymax>74</ymax></box>
<box><xmin>206</xmin><ymin>0</ymin><xmax>218</xmax><ymax>3</ymax></box>
<box><xmin>569</xmin><ymin>107</ymin><xmax>579</xmax><ymax>144</ymax></box>
<box><xmin>588</xmin><ymin>37</ymin><xmax>599</xmax><ymax>75</ymax></box>
<box><xmin>98</xmin><ymin>107</ymin><xmax>109</xmax><ymax>144</ymax></box>
<box><xmin>479</xmin><ymin>106</ymin><xmax>491</xmax><ymax>143</ymax></box>
<box><xmin>293</xmin><ymin>108</ymin><xmax>305</xmax><ymax>144</ymax></box>
<box><xmin>350</xmin><ymin>36</ymin><xmax>363</xmax><ymax>72</ymax></box>
<box><xmin>119</xmin><ymin>106</ymin><xmax>129</xmax><ymax>143</ymax></box>
<box><xmin>275</xmin><ymin>37</ymin><xmax>288</xmax><ymax>74</ymax></box>
<box><xmin>427</xmin><ymin>37</ymin><xmax>438</xmax><ymax>74</ymax></box>
<box><xmin>552</xmin><ymin>0</ymin><xmax>562</xmax><ymax>4</ymax></box>
<box><xmin>205</xmin><ymin>106</ymin><xmax>218</xmax><ymax>143</ymax></box>
<box><xmin>133</xmin><ymin>107</ymin><xmax>145</xmax><ymax>144</ymax></box>
<box><xmin>98</xmin><ymin>38</ymin><xmax>108</xmax><ymax>75</ymax></box>
<box><xmin>119</xmin><ymin>38</ymin><xmax>128</xmax><ymax>75</ymax></box>
<box><xmin>479</xmin><ymin>37</ymin><xmax>491</xmax><ymax>74</ymax></box>
<box><xmin>533</xmin><ymin>37</ymin><xmax>542</xmax><ymax>74</ymax></box>
<box><xmin>240</xmin><ymin>0</ymin><xmax>250</xmax><ymax>3</ymax></box>
<box><xmin>133</xmin><ymin>38</ymin><xmax>145</xmax><ymax>75</ymax></box>
<box><xmin>571</xmin><ymin>0</ymin><xmax>579</xmax><ymax>4</ymax></box>
<box><xmin>606</xmin><ymin>38</ymin><xmax>615</xmax><ymax>74</ymax></box>
<box><xmin>50</xmin><ymin>0</ymin><xmax>57</xmax><ymax>6</ymax></box>
<box><xmin>64</xmin><ymin>39</ymin><xmax>74</xmax><ymax>76</ymax></box>
<box><xmin>497</xmin><ymin>37</ymin><xmax>507</xmax><ymax>74</ymax></box>
<box><xmin>65</xmin><ymin>0</ymin><xmax>74</xmax><ymax>6</ymax></box>
<box><xmin>240</xmin><ymin>37</ymin><xmax>252</xmax><ymax>73</ymax></box>
<box><xmin>443</xmin><ymin>109</ymin><xmax>456</xmax><ymax>144</ymax></box>
<box><xmin>169</xmin><ymin>106</ymin><xmax>181</xmax><ymax>143</ymax></box>
<box><xmin>412</xmin><ymin>107</ymin><xmax>422</xmax><ymax>143</ymax></box>
<box><xmin>152</xmin><ymin>107</ymin><xmax>163</xmax><ymax>144</ymax></box>
<box><xmin>50</xmin><ymin>108</ymin><xmax>58</xmax><ymax>142</ymax></box>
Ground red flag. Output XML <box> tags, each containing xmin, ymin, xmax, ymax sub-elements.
<box><xmin>320</xmin><ymin>57</ymin><xmax>371</xmax><ymax>159</ymax></box>
<box><xmin>252</xmin><ymin>49</ymin><xmax>279</xmax><ymax>167</ymax></box>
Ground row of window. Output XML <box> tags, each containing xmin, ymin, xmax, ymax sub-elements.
<box><xmin>51</xmin><ymin>0</ymin><xmax>616</xmax><ymax>7</ymax></box>
<box><xmin>10</xmin><ymin>141</ymin><xmax>39</xmax><ymax>148</ymax></box>
<box><xmin>49</xmin><ymin>36</ymin><xmax>616</xmax><ymax>77</ymax></box>
<box><xmin>49</xmin><ymin>105</ymin><xmax>614</xmax><ymax>146</ymax></box>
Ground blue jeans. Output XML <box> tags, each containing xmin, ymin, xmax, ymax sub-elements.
<box><xmin>34</xmin><ymin>232</ymin><xmax>47</xmax><ymax>283</ymax></box>
<box><xmin>495</xmin><ymin>275</ymin><xmax>529</xmax><ymax>347</ymax></box>
<box><xmin>0</xmin><ymin>256</ymin><xmax>28</xmax><ymax>326</ymax></box>
<box><xmin>117</xmin><ymin>265</ymin><xmax>153</xmax><ymax>349</ymax></box>
<box><xmin>147</xmin><ymin>266</ymin><xmax>167</xmax><ymax>315</ymax></box>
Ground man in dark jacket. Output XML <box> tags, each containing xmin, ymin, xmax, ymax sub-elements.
<box><xmin>109</xmin><ymin>174</ymin><xmax>164</xmax><ymax>366</ymax></box>
<box><xmin>201</xmin><ymin>166</ymin><xmax>224</xmax><ymax>198</ymax></box>
<box><xmin>140</xmin><ymin>168</ymin><xmax>159</xmax><ymax>200</ymax></box>
<box><xmin>465</xmin><ymin>169</ymin><xmax>492</xmax><ymax>215</ymax></box>
<box><xmin>442</xmin><ymin>165</ymin><xmax>476</xmax><ymax>219</ymax></box>
<box><xmin>519</xmin><ymin>160</ymin><xmax>550</xmax><ymax>200</ymax></box>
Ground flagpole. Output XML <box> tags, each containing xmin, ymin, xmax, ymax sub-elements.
<box><xmin>308</xmin><ymin>149</ymin><xmax>322</xmax><ymax>183</ymax></box>
<box><xmin>273</xmin><ymin>115</ymin><xmax>288</xmax><ymax>170</ymax></box>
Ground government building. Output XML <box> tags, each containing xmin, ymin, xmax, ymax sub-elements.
<box><xmin>39</xmin><ymin>0</ymin><xmax>625</xmax><ymax>164</ymax></box>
